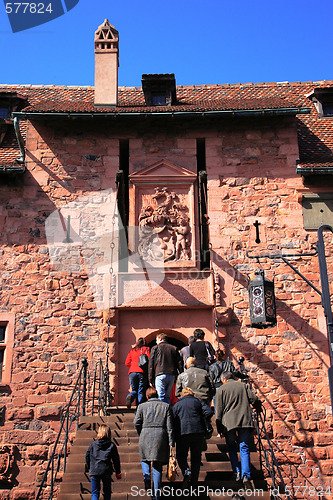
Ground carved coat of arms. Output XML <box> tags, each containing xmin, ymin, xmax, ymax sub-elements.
<box><xmin>138</xmin><ymin>187</ymin><xmax>192</xmax><ymax>263</ymax></box>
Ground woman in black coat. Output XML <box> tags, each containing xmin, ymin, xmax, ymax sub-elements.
<box><xmin>134</xmin><ymin>387</ymin><xmax>174</xmax><ymax>500</ymax></box>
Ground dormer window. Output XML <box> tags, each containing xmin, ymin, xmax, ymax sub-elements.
<box><xmin>142</xmin><ymin>74</ymin><xmax>177</xmax><ymax>107</ymax></box>
<box><xmin>151</xmin><ymin>93</ymin><xmax>167</xmax><ymax>106</ymax></box>
<box><xmin>322</xmin><ymin>101</ymin><xmax>333</xmax><ymax>117</ymax></box>
<box><xmin>308</xmin><ymin>88</ymin><xmax>333</xmax><ymax>118</ymax></box>
<box><xmin>0</xmin><ymin>108</ymin><xmax>9</xmax><ymax>120</ymax></box>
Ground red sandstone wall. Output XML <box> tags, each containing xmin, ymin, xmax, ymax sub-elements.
<box><xmin>206</xmin><ymin>117</ymin><xmax>333</xmax><ymax>494</ymax></box>
<box><xmin>0</xmin><ymin>116</ymin><xmax>331</xmax><ymax>498</ymax></box>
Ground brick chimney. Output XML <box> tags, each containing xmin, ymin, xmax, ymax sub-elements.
<box><xmin>94</xmin><ymin>19</ymin><xmax>119</xmax><ymax>107</ymax></box>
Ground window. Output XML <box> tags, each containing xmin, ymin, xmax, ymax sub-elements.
<box><xmin>309</xmin><ymin>88</ymin><xmax>333</xmax><ymax>118</ymax></box>
<box><xmin>0</xmin><ymin>314</ymin><xmax>14</xmax><ymax>386</ymax></box>
<box><xmin>0</xmin><ymin>108</ymin><xmax>9</xmax><ymax>119</ymax></box>
<box><xmin>322</xmin><ymin>101</ymin><xmax>333</xmax><ymax>117</ymax></box>
<box><xmin>141</xmin><ymin>74</ymin><xmax>177</xmax><ymax>107</ymax></box>
<box><xmin>151</xmin><ymin>93</ymin><xmax>166</xmax><ymax>106</ymax></box>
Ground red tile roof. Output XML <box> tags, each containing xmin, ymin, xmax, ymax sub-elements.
<box><xmin>0</xmin><ymin>120</ymin><xmax>26</xmax><ymax>169</ymax></box>
<box><xmin>0</xmin><ymin>80</ymin><xmax>333</xmax><ymax>171</ymax></box>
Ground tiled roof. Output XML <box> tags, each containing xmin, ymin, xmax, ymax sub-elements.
<box><xmin>0</xmin><ymin>80</ymin><xmax>333</xmax><ymax>171</ymax></box>
<box><xmin>0</xmin><ymin>83</ymin><xmax>308</xmax><ymax>113</ymax></box>
<box><xmin>0</xmin><ymin>120</ymin><xmax>26</xmax><ymax>169</ymax></box>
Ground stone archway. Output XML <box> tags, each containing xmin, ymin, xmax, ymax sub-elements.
<box><xmin>145</xmin><ymin>328</ymin><xmax>187</xmax><ymax>351</ymax></box>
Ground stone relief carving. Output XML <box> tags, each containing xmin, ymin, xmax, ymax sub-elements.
<box><xmin>0</xmin><ymin>445</ymin><xmax>15</xmax><ymax>483</ymax></box>
<box><xmin>138</xmin><ymin>187</ymin><xmax>191</xmax><ymax>263</ymax></box>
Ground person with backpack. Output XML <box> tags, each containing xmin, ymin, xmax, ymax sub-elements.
<box><xmin>85</xmin><ymin>424</ymin><xmax>122</xmax><ymax>500</ymax></box>
<box><xmin>125</xmin><ymin>337</ymin><xmax>150</xmax><ymax>409</ymax></box>
<box><xmin>189</xmin><ymin>329</ymin><xmax>215</xmax><ymax>371</ymax></box>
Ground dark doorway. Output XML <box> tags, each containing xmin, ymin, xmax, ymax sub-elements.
<box><xmin>147</xmin><ymin>336</ymin><xmax>186</xmax><ymax>351</ymax></box>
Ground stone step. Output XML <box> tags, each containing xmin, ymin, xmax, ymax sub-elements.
<box><xmin>76</xmin><ymin>428</ymin><xmax>139</xmax><ymax>438</ymax></box>
<box><xmin>59</xmin><ymin>410</ymin><xmax>268</xmax><ymax>499</ymax></box>
<box><xmin>65</xmin><ymin>458</ymin><xmax>262</xmax><ymax>474</ymax></box>
<box><xmin>59</xmin><ymin>478</ymin><xmax>269</xmax><ymax>495</ymax></box>
<box><xmin>67</xmin><ymin>446</ymin><xmax>259</xmax><ymax>463</ymax></box>
<box><xmin>61</xmin><ymin>467</ymin><xmax>266</xmax><ymax>492</ymax></box>
<box><xmin>58</xmin><ymin>493</ymin><xmax>270</xmax><ymax>500</ymax></box>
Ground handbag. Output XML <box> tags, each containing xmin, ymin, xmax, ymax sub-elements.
<box><xmin>138</xmin><ymin>347</ymin><xmax>149</xmax><ymax>370</ymax></box>
<box><xmin>166</xmin><ymin>448</ymin><xmax>178</xmax><ymax>482</ymax></box>
<box><xmin>205</xmin><ymin>342</ymin><xmax>215</xmax><ymax>365</ymax></box>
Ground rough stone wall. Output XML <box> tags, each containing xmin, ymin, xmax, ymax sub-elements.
<box><xmin>206</xmin><ymin>116</ymin><xmax>333</xmax><ymax>495</ymax></box>
<box><xmin>0</xmin><ymin>120</ymin><xmax>120</xmax><ymax>499</ymax></box>
<box><xmin>0</xmin><ymin>115</ymin><xmax>332</xmax><ymax>498</ymax></box>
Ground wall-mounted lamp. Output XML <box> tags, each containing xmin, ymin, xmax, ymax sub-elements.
<box><xmin>248</xmin><ymin>270</ymin><xmax>276</xmax><ymax>328</ymax></box>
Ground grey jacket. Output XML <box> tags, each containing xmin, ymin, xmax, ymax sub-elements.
<box><xmin>134</xmin><ymin>398</ymin><xmax>174</xmax><ymax>464</ymax></box>
<box><xmin>175</xmin><ymin>366</ymin><xmax>215</xmax><ymax>405</ymax></box>
<box><xmin>215</xmin><ymin>379</ymin><xmax>261</xmax><ymax>434</ymax></box>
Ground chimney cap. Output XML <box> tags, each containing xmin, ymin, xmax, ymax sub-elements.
<box><xmin>95</xmin><ymin>19</ymin><xmax>119</xmax><ymax>51</ymax></box>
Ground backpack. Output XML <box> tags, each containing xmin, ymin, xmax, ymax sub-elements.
<box><xmin>138</xmin><ymin>347</ymin><xmax>149</xmax><ymax>371</ymax></box>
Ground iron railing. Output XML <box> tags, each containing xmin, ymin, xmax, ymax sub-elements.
<box><xmin>36</xmin><ymin>358</ymin><xmax>88</xmax><ymax>500</ymax></box>
<box><xmin>36</xmin><ymin>356</ymin><xmax>114</xmax><ymax>499</ymax></box>
<box><xmin>252</xmin><ymin>409</ymin><xmax>292</xmax><ymax>500</ymax></box>
<box><xmin>238</xmin><ymin>358</ymin><xmax>292</xmax><ymax>500</ymax></box>
<box><xmin>91</xmin><ymin>358</ymin><xmax>114</xmax><ymax>416</ymax></box>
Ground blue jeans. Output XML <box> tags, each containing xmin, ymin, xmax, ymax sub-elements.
<box><xmin>155</xmin><ymin>374</ymin><xmax>175</xmax><ymax>404</ymax></box>
<box><xmin>129</xmin><ymin>372</ymin><xmax>147</xmax><ymax>406</ymax></box>
<box><xmin>141</xmin><ymin>461</ymin><xmax>162</xmax><ymax>500</ymax></box>
<box><xmin>225</xmin><ymin>428</ymin><xmax>252</xmax><ymax>479</ymax></box>
<box><xmin>90</xmin><ymin>474</ymin><xmax>111</xmax><ymax>500</ymax></box>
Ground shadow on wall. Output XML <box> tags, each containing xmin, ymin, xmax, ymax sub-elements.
<box><xmin>211</xmin><ymin>249</ymin><xmax>331</xmax><ymax>482</ymax></box>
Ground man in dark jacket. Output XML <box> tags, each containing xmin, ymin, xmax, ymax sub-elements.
<box><xmin>175</xmin><ymin>357</ymin><xmax>215</xmax><ymax>405</ymax></box>
<box><xmin>209</xmin><ymin>349</ymin><xmax>248</xmax><ymax>394</ymax></box>
<box><xmin>215</xmin><ymin>371</ymin><xmax>262</xmax><ymax>486</ymax></box>
<box><xmin>172</xmin><ymin>387</ymin><xmax>213</xmax><ymax>488</ymax></box>
<box><xmin>148</xmin><ymin>333</ymin><xmax>181</xmax><ymax>404</ymax></box>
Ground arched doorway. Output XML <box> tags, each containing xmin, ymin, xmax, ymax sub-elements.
<box><xmin>145</xmin><ymin>329</ymin><xmax>187</xmax><ymax>351</ymax></box>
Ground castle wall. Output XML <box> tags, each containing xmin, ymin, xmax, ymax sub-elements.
<box><xmin>0</xmin><ymin>114</ymin><xmax>332</xmax><ymax>497</ymax></box>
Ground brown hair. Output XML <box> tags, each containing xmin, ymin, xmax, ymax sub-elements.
<box><xmin>181</xmin><ymin>387</ymin><xmax>194</xmax><ymax>397</ymax></box>
<box><xmin>146</xmin><ymin>387</ymin><xmax>158</xmax><ymax>399</ymax></box>
<box><xmin>134</xmin><ymin>337</ymin><xmax>146</xmax><ymax>350</ymax></box>
<box><xmin>215</xmin><ymin>349</ymin><xmax>225</xmax><ymax>362</ymax></box>
<box><xmin>193</xmin><ymin>329</ymin><xmax>205</xmax><ymax>340</ymax></box>
<box><xmin>156</xmin><ymin>332</ymin><xmax>167</xmax><ymax>342</ymax></box>
<box><xmin>96</xmin><ymin>424</ymin><xmax>111</xmax><ymax>440</ymax></box>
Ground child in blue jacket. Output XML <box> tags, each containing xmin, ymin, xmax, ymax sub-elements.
<box><xmin>85</xmin><ymin>424</ymin><xmax>122</xmax><ymax>500</ymax></box>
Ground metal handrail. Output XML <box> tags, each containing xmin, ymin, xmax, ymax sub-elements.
<box><xmin>252</xmin><ymin>409</ymin><xmax>292</xmax><ymax>500</ymax></box>
<box><xmin>36</xmin><ymin>358</ymin><xmax>88</xmax><ymax>500</ymax></box>
<box><xmin>91</xmin><ymin>358</ymin><xmax>114</xmax><ymax>415</ymax></box>
<box><xmin>238</xmin><ymin>358</ymin><xmax>292</xmax><ymax>499</ymax></box>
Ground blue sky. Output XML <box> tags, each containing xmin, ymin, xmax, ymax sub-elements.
<box><xmin>1</xmin><ymin>0</ymin><xmax>332</xmax><ymax>87</ymax></box>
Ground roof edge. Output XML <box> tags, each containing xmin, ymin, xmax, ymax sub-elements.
<box><xmin>13</xmin><ymin>107</ymin><xmax>311</xmax><ymax>119</ymax></box>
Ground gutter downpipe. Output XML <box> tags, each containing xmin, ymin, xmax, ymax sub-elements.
<box><xmin>13</xmin><ymin>117</ymin><xmax>26</xmax><ymax>169</ymax></box>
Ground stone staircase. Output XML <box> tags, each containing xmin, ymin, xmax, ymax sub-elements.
<box><xmin>57</xmin><ymin>408</ymin><xmax>270</xmax><ymax>499</ymax></box>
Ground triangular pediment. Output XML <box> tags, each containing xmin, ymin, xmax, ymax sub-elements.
<box><xmin>129</xmin><ymin>160</ymin><xmax>197</xmax><ymax>184</ymax></box>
